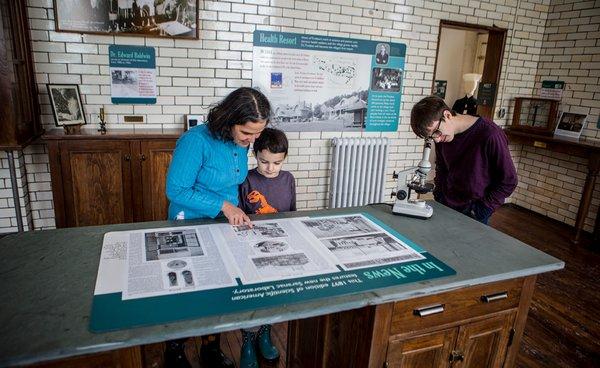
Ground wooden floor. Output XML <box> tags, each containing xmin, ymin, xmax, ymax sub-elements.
<box><xmin>143</xmin><ymin>204</ymin><xmax>599</xmax><ymax>367</ymax></box>
<box><xmin>490</xmin><ymin>205</ymin><xmax>600</xmax><ymax>368</ymax></box>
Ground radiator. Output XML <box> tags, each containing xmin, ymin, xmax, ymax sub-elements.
<box><xmin>329</xmin><ymin>137</ymin><xmax>390</xmax><ymax>208</ymax></box>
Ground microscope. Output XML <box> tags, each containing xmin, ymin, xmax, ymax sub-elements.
<box><xmin>391</xmin><ymin>139</ymin><xmax>434</xmax><ymax>219</ymax></box>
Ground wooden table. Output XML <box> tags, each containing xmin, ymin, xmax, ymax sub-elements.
<box><xmin>504</xmin><ymin>128</ymin><xmax>600</xmax><ymax>243</ymax></box>
<box><xmin>0</xmin><ymin>203</ymin><xmax>563</xmax><ymax>367</ymax></box>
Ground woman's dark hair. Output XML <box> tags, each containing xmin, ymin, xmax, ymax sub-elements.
<box><xmin>206</xmin><ymin>87</ymin><xmax>271</xmax><ymax>141</ymax></box>
<box><xmin>410</xmin><ymin>96</ymin><xmax>456</xmax><ymax>138</ymax></box>
<box><xmin>253</xmin><ymin>127</ymin><xmax>288</xmax><ymax>157</ymax></box>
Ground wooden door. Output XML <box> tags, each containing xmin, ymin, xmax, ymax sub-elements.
<box><xmin>477</xmin><ymin>29</ymin><xmax>506</xmax><ymax>119</ymax></box>
<box><xmin>386</xmin><ymin>328</ymin><xmax>457</xmax><ymax>368</ymax></box>
<box><xmin>453</xmin><ymin>311</ymin><xmax>515</xmax><ymax>368</ymax></box>
<box><xmin>139</xmin><ymin>139</ymin><xmax>176</xmax><ymax>221</ymax></box>
<box><xmin>59</xmin><ymin>140</ymin><xmax>133</xmax><ymax>227</ymax></box>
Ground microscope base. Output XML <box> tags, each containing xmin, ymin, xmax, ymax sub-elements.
<box><xmin>392</xmin><ymin>201</ymin><xmax>433</xmax><ymax>219</ymax></box>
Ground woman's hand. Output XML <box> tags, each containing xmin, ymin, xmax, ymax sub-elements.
<box><xmin>221</xmin><ymin>201</ymin><xmax>253</xmax><ymax>227</ymax></box>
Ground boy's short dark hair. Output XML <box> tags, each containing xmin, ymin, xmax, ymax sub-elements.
<box><xmin>410</xmin><ymin>96</ymin><xmax>455</xmax><ymax>138</ymax></box>
<box><xmin>253</xmin><ymin>127</ymin><xmax>288</xmax><ymax>156</ymax></box>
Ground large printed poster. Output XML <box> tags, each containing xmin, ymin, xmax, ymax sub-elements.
<box><xmin>252</xmin><ymin>31</ymin><xmax>406</xmax><ymax>132</ymax></box>
<box><xmin>90</xmin><ymin>213</ymin><xmax>455</xmax><ymax>332</ymax></box>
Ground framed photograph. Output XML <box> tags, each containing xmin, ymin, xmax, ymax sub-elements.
<box><xmin>54</xmin><ymin>0</ymin><xmax>199</xmax><ymax>40</ymax></box>
<box><xmin>554</xmin><ymin>112</ymin><xmax>587</xmax><ymax>139</ymax></box>
<box><xmin>47</xmin><ymin>84</ymin><xmax>87</xmax><ymax>127</ymax></box>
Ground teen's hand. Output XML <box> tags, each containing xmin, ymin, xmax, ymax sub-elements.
<box><xmin>221</xmin><ymin>201</ymin><xmax>253</xmax><ymax>227</ymax></box>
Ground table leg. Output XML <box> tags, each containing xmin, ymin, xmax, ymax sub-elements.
<box><xmin>573</xmin><ymin>153</ymin><xmax>600</xmax><ymax>244</ymax></box>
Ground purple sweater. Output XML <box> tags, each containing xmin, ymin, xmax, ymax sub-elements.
<box><xmin>239</xmin><ymin>168</ymin><xmax>296</xmax><ymax>215</ymax></box>
<box><xmin>433</xmin><ymin>117</ymin><xmax>517</xmax><ymax>213</ymax></box>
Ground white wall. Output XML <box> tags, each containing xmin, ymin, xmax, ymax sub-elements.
<box><xmin>512</xmin><ymin>0</ymin><xmax>600</xmax><ymax>230</ymax></box>
<box><xmin>5</xmin><ymin>0</ymin><xmax>598</xmax><ymax>234</ymax></box>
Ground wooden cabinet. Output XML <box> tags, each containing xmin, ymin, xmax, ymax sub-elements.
<box><xmin>287</xmin><ymin>276</ymin><xmax>536</xmax><ymax>368</ymax></box>
<box><xmin>386</xmin><ymin>311</ymin><xmax>515</xmax><ymax>368</ymax></box>
<box><xmin>45</xmin><ymin>130</ymin><xmax>181</xmax><ymax>228</ymax></box>
<box><xmin>0</xmin><ymin>0</ymin><xmax>43</xmax><ymax>149</ymax></box>
<box><xmin>386</xmin><ymin>328</ymin><xmax>457</xmax><ymax>368</ymax></box>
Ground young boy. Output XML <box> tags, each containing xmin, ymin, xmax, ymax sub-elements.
<box><xmin>239</xmin><ymin>127</ymin><xmax>296</xmax><ymax>215</ymax></box>
<box><xmin>237</xmin><ymin>127</ymin><xmax>296</xmax><ymax>368</ymax></box>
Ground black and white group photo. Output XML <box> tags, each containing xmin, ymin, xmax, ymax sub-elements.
<box><xmin>55</xmin><ymin>0</ymin><xmax>198</xmax><ymax>39</ymax></box>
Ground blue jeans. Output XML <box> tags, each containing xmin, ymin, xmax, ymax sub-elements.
<box><xmin>462</xmin><ymin>202</ymin><xmax>492</xmax><ymax>225</ymax></box>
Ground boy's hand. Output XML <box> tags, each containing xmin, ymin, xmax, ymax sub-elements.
<box><xmin>221</xmin><ymin>201</ymin><xmax>253</xmax><ymax>227</ymax></box>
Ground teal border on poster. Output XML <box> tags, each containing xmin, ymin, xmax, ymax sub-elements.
<box><xmin>90</xmin><ymin>213</ymin><xmax>455</xmax><ymax>332</ymax></box>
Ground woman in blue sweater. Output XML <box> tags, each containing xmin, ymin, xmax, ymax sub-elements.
<box><xmin>164</xmin><ymin>87</ymin><xmax>271</xmax><ymax>368</ymax></box>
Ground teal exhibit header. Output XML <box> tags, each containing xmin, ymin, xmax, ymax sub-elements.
<box><xmin>109</xmin><ymin>45</ymin><xmax>156</xmax><ymax>68</ymax></box>
<box><xmin>254</xmin><ymin>30</ymin><xmax>406</xmax><ymax>57</ymax></box>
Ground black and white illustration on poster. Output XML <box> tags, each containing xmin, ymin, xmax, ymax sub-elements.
<box><xmin>252</xmin><ymin>31</ymin><xmax>406</xmax><ymax>132</ymax></box>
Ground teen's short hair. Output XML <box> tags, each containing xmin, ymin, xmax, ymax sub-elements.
<box><xmin>206</xmin><ymin>87</ymin><xmax>271</xmax><ymax>141</ymax></box>
<box><xmin>253</xmin><ymin>127</ymin><xmax>288</xmax><ymax>156</ymax></box>
<box><xmin>410</xmin><ymin>96</ymin><xmax>455</xmax><ymax>138</ymax></box>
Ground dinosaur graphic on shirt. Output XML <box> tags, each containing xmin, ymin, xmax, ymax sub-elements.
<box><xmin>247</xmin><ymin>190</ymin><xmax>278</xmax><ymax>214</ymax></box>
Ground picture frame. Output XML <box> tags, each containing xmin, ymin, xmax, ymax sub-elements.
<box><xmin>554</xmin><ymin>112</ymin><xmax>587</xmax><ymax>139</ymax></box>
<box><xmin>47</xmin><ymin>84</ymin><xmax>87</xmax><ymax>127</ymax></box>
<box><xmin>184</xmin><ymin>114</ymin><xmax>204</xmax><ymax>131</ymax></box>
<box><xmin>53</xmin><ymin>0</ymin><xmax>199</xmax><ymax>40</ymax></box>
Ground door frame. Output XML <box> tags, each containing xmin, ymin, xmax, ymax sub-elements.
<box><xmin>432</xmin><ymin>20</ymin><xmax>508</xmax><ymax>120</ymax></box>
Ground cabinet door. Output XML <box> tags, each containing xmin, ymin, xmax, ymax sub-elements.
<box><xmin>59</xmin><ymin>141</ymin><xmax>133</xmax><ymax>227</ymax></box>
<box><xmin>386</xmin><ymin>328</ymin><xmax>457</xmax><ymax>368</ymax></box>
<box><xmin>139</xmin><ymin>140</ymin><xmax>176</xmax><ymax>221</ymax></box>
<box><xmin>453</xmin><ymin>311</ymin><xmax>516</xmax><ymax>368</ymax></box>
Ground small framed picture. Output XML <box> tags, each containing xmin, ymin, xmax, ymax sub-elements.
<box><xmin>47</xmin><ymin>84</ymin><xmax>87</xmax><ymax>127</ymax></box>
<box><xmin>184</xmin><ymin>114</ymin><xmax>204</xmax><ymax>131</ymax></box>
<box><xmin>554</xmin><ymin>112</ymin><xmax>587</xmax><ymax>139</ymax></box>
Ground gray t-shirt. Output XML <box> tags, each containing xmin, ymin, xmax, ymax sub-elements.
<box><xmin>239</xmin><ymin>168</ymin><xmax>296</xmax><ymax>214</ymax></box>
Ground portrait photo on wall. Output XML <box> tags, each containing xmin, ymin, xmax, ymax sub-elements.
<box><xmin>554</xmin><ymin>112</ymin><xmax>587</xmax><ymax>139</ymax></box>
<box><xmin>54</xmin><ymin>0</ymin><xmax>199</xmax><ymax>39</ymax></box>
<box><xmin>375</xmin><ymin>43</ymin><xmax>389</xmax><ymax>65</ymax></box>
<box><xmin>46</xmin><ymin>84</ymin><xmax>87</xmax><ymax>127</ymax></box>
<box><xmin>371</xmin><ymin>68</ymin><xmax>402</xmax><ymax>92</ymax></box>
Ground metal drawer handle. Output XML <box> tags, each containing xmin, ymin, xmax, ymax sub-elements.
<box><xmin>413</xmin><ymin>304</ymin><xmax>444</xmax><ymax>317</ymax></box>
<box><xmin>481</xmin><ymin>291</ymin><xmax>508</xmax><ymax>303</ymax></box>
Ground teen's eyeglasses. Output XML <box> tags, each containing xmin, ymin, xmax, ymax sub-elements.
<box><xmin>428</xmin><ymin>118</ymin><xmax>443</xmax><ymax>140</ymax></box>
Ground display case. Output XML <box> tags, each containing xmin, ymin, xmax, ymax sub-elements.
<box><xmin>511</xmin><ymin>97</ymin><xmax>559</xmax><ymax>135</ymax></box>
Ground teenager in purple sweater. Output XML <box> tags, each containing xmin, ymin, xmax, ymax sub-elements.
<box><xmin>410</xmin><ymin>96</ymin><xmax>517</xmax><ymax>224</ymax></box>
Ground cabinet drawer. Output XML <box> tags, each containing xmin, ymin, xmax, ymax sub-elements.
<box><xmin>390</xmin><ymin>278</ymin><xmax>523</xmax><ymax>334</ymax></box>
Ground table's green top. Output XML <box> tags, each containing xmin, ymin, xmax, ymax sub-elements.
<box><xmin>0</xmin><ymin>203</ymin><xmax>563</xmax><ymax>366</ymax></box>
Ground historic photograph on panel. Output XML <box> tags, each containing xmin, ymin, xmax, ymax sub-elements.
<box><xmin>371</xmin><ymin>68</ymin><xmax>402</xmax><ymax>92</ymax></box>
<box><xmin>301</xmin><ymin>215</ymin><xmax>379</xmax><ymax>239</ymax></box>
<box><xmin>144</xmin><ymin>229</ymin><xmax>204</xmax><ymax>261</ymax></box>
<box><xmin>253</xmin><ymin>240</ymin><xmax>290</xmax><ymax>254</ymax></box>
<box><xmin>320</xmin><ymin>233</ymin><xmax>407</xmax><ymax>263</ymax></box>
<box><xmin>54</xmin><ymin>0</ymin><xmax>199</xmax><ymax>39</ymax></box>
<box><xmin>233</xmin><ymin>223</ymin><xmax>288</xmax><ymax>241</ymax></box>
<box><xmin>46</xmin><ymin>84</ymin><xmax>87</xmax><ymax>126</ymax></box>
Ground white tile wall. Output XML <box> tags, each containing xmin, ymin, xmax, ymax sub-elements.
<box><xmin>1</xmin><ymin>0</ymin><xmax>596</xmax><ymax>233</ymax></box>
<box><xmin>511</xmin><ymin>0</ymin><xmax>600</xmax><ymax>232</ymax></box>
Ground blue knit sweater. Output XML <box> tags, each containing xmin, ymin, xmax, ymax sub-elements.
<box><xmin>166</xmin><ymin>124</ymin><xmax>249</xmax><ymax>220</ymax></box>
